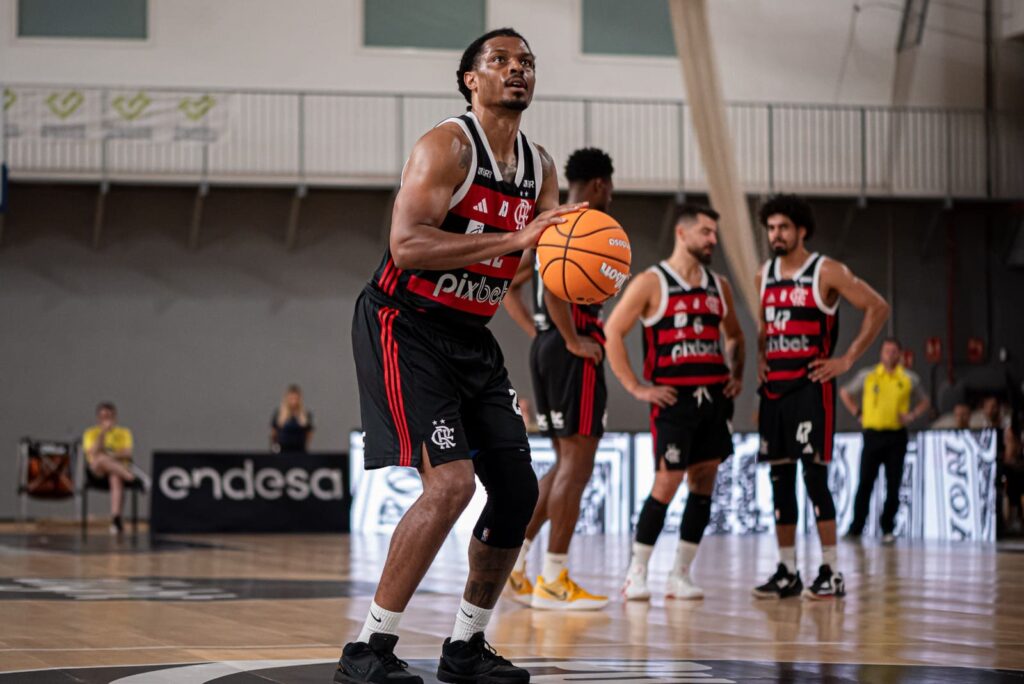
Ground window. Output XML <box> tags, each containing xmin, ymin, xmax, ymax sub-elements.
<box><xmin>582</xmin><ymin>0</ymin><xmax>675</xmax><ymax>57</ymax></box>
<box><xmin>18</xmin><ymin>0</ymin><xmax>147</xmax><ymax>39</ymax></box>
<box><xmin>364</xmin><ymin>0</ymin><xmax>485</xmax><ymax>50</ymax></box>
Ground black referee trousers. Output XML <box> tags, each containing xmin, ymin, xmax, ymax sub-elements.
<box><xmin>849</xmin><ymin>428</ymin><xmax>908</xmax><ymax>535</ymax></box>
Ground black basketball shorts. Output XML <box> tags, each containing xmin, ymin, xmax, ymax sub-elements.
<box><xmin>649</xmin><ymin>382</ymin><xmax>734</xmax><ymax>471</ymax></box>
<box><xmin>758</xmin><ymin>379</ymin><xmax>835</xmax><ymax>465</ymax></box>
<box><xmin>351</xmin><ymin>288</ymin><xmax>530</xmax><ymax>470</ymax></box>
<box><xmin>529</xmin><ymin>329</ymin><xmax>607</xmax><ymax>439</ymax></box>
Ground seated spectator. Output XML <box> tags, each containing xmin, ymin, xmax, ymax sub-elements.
<box><xmin>971</xmin><ymin>395</ymin><xmax>1010</xmax><ymax>430</ymax></box>
<box><xmin>271</xmin><ymin>385</ymin><xmax>314</xmax><ymax>453</ymax></box>
<box><xmin>931</xmin><ymin>402</ymin><xmax>972</xmax><ymax>429</ymax></box>
<box><xmin>81</xmin><ymin>402</ymin><xmax>138</xmax><ymax>534</ymax></box>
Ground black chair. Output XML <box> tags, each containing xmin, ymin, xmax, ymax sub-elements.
<box><xmin>78</xmin><ymin>447</ymin><xmax>148</xmax><ymax>539</ymax></box>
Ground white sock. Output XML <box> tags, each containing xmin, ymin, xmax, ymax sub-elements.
<box><xmin>357</xmin><ymin>600</ymin><xmax>402</xmax><ymax>643</ymax></box>
<box><xmin>513</xmin><ymin>538</ymin><xmax>532</xmax><ymax>574</ymax></box>
<box><xmin>542</xmin><ymin>552</ymin><xmax>568</xmax><ymax>582</ymax></box>
<box><xmin>452</xmin><ymin>599</ymin><xmax>493</xmax><ymax>643</ymax></box>
<box><xmin>631</xmin><ymin>542</ymin><xmax>654</xmax><ymax>571</ymax></box>
<box><xmin>672</xmin><ymin>540</ymin><xmax>699</xmax><ymax>577</ymax></box>
<box><xmin>822</xmin><ymin>545</ymin><xmax>837</xmax><ymax>569</ymax></box>
<box><xmin>779</xmin><ymin>546</ymin><xmax>797</xmax><ymax>573</ymax></box>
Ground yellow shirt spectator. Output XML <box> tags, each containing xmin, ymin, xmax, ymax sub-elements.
<box><xmin>82</xmin><ymin>426</ymin><xmax>134</xmax><ymax>464</ymax></box>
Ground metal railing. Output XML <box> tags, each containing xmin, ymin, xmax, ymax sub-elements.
<box><xmin>2</xmin><ymin>83</ymin><xmax>1021</xmax><ymax>198</ymax></box>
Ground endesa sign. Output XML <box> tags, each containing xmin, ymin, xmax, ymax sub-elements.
<box><xmin>150</xmin><ymin>452</ymin><xmax>350</xmax><ymax>533</ymax></box>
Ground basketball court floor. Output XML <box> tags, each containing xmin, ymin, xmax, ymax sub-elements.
<box><xmin>1</xmin><ymin>527</ymin><xmax>1021</xmax><ymax>683</ymax></box>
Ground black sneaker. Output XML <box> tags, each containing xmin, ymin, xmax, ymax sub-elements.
<box><xmin>752</xmin><ymin>563</ymin><xmax>803</xmax><ymax>599</ymax></box>
<box><xmin>109</xmin><ymin>516</ymin><xmax>124</xmax><ymax>536</ymax></box>
<box><xmin>437</xmin><ymin>632</ymin><xmax>529</xmax><ymax>683</ymax></box>
<box><xmin>335</xmin><ymin>633</ymin><xmax>423</xmax><ymax>683</ymax></box>
<box><xmin>802</xmin><ymin>564</ymin><xmax>846</xmax><ymax>600</ymax></box>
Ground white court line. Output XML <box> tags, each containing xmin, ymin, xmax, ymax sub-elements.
<box><xmin>0</xmin><ymin>643</ymin><xmax>330</xmax><ymax>653</ymax></box>
<box><xmin>110</xmin><ymin>659</ymin><xmax>331</xmax><ymax>684</ymax></box>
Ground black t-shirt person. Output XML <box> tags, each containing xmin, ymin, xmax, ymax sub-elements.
<box><xmin>270</xmin><ymin>411</ymin><xmax>314</xmax><ymax>453</ymax></box>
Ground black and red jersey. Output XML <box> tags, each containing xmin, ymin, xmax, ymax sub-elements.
<box><xmin>371</xmin><ymin>112</ymin><xmax>541</xmax><ymax>328</ymax></box>
<box><xmin>641</xmin><ymin>261</ymin><xmax>730</xmax><ymax>387</ymax></box>
<box><xmin>531</xmin><ymin>262</ymin><xmax>605</xmax><ymax>344</ymax></box>
<box><xmin>760</xmin><ymin>252</ymin><xmax>839</xmax><ymax>397</ymax></box>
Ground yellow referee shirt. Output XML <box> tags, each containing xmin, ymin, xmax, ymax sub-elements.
<box><xmin>82</xmin><ymin>426</ymin><xmax>134</xmax><ymax>464</ymax></box>
<box><xmin>843</xmin><ymin>364</ymin><xmax>921</xmax><ymax>431</ymax></box>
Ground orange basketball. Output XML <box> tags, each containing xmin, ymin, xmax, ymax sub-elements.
<box><xmin>536</xmin><ymin>209</ymin><xmax>631</xmax><ymax>304</ymax></box>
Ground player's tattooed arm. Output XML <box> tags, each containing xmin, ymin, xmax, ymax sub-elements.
<box><xmin>535</xmin><ymin>145</ymin><xmax>560</xmax><ymax>213</ymax></box>
<box><xmin>718</xmin><ymin>275</ymin><xmax>745</xmax><ymax>399</ymax></box>
<box><xmin>808</xmin><ymin>257</ymin><xmax>889</xmax><ymax>383</ymax></box>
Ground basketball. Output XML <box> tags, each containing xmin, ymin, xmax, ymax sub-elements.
<box><xmin>536</xmin><ymin>209</ymin><xmax>632</xmax><ymax>304</ymax></box>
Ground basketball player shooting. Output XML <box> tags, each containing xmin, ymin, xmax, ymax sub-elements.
<box><xmin>503</xmin><ymin>148</ymin><xmax>615</xmax><ymax>611</ymax></box>
<box><xmin>603</xmin><ymin>205</ymin><xmax>745</xmax><ymax>601</ymax></box>
<box><xmin>339</xmin><ymin>28</ymin><xmax>584</xmax><ymax>684</ymax></box>
<box><xmin>751</xmin><ymin>194</ymin><xmax>889</xmax><ymax>601</ymax></box>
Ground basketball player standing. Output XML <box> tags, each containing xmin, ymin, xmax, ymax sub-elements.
<box><xmin>338</xmin><ymin>29</ymin><xmax>585</xmax><ymax>684</ymax></box>
<box><xmin>604</xmin><ymin>205</ymin><xmax>745</xmax><ymax>600</ymax></box>
<box><xmin>503</xmin><ymin>148</ymin><xmax>615</xmax><ymax>611</ymax></box>
<box><xmin>751</xmin><ymin>194</ymin><xmax>888</xmax><ymax>600</ymax></box>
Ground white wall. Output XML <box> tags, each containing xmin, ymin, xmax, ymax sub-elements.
<box><xmin>0</xmin><ymin>0</ymin><xmax>1009</xmax><ymax>108</ymax></box>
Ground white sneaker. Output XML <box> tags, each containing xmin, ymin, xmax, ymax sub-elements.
<box><xmin>882</xmin><ymin>533</ymin><xmax>896</xmax><ymax>545</ymax></box>
<box><xmin>665</xmin><ymin>572</ymin><xmax>704</xmax><ymax>600</ymax></box>
<box><xmin>621</xmin><ymin>565</ymin><xmax>651</xmax><ymax>601</ymax></box>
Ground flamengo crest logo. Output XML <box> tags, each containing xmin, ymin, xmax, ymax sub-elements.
<box><xmin>513</xmin><ymin>199</ymin><xmax>532</xmax><ymax>230</ymax></box>
<box><xmin>431</xmin><ymin>419</ymin><xmax>456</xmax><ymax>449</ymax></box>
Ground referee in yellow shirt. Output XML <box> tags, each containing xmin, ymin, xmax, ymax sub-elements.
<box><xmin>840</xmin><ymin>338</ymin><xmax>930</xmax><ymax>543</ymax></box>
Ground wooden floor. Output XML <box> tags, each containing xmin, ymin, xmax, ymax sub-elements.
<box><xmin>1</xmin><ymin>526</ymin><xmax>1022</xmax><ymax>682</ymax></box>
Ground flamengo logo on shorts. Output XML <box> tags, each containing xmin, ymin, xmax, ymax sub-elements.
<box><xmin>158</xmin><ymin>461</ymin><xmax>343</xmax><ymax>501</ymax></box>
<box><xmin>599</xmin><ymin>262</ymin><xmax>628</xmax><ymax>291</ymax></box>
<box><xmin>431</xmin><ymin>419</ymin><xmax>456</xmax><ymax>449</ymax></box>
<box><xmin>433</xmin><ymin>273</ymin><xmax>510</xmax><ymax>306</ymax></box>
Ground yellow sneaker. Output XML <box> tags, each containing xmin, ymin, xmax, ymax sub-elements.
<box><xmin>506</xmin><ymin>570</ymin><xmax>534</xmax><ymax>606</ymax></box>
<box><xmin>531</xmin><ymin>569</ymin><xmax>609</xmax><ymax>611</ymax></box>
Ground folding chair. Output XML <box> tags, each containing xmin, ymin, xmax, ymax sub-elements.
<box><xmin>16</xmin><ymin>438</ymin><xmax>77</xmax><ymax>522</ymax></box>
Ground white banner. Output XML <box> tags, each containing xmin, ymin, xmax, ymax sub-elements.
<box><xmin>348</xmin><ymin>429</ymin><xmax>996</xmax><ymax>542</ymax></box>
<box><xmin>3</xmin><ymin>88</ymin><xmax>230</xmax><ymax>144</ymax></box>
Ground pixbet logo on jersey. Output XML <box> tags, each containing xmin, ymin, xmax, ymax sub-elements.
<box><xmin>433</xmin><ymin>272</ymin><xmax>510</xmax><ymax>306</ymax></box>
<box><xmin>670</xmin><ymin>339</ymin><xmax>721</xmax><ymax>362</ymax></box>
<box><xmin>767</xmin><ymin>335</ymin><xmax>812</xmax><ymax>353</ymax></box>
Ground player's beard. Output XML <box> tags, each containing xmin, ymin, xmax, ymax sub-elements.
<box><xmin>500</xmin><ymin>97</ymin><xmax>529</xmax><ymax>112</ymax></box>
<box><xmin>689</xmin><ymin>245</ymin><xmax>713</xmax><ymax>265</ymax></box>
<box><xmin>771</xmin><ymin>243</ymin><xmax>790</xmax><ymax>256</ymax></box>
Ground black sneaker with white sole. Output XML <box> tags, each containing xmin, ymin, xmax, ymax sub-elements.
<box><xmin>752</xmin><ymin>563</ymin><xmax>803</xmax><ymax>599</ymax></box>
<box><xmin>335</xmin><ymin>633</ymin><xmax>423</xmax><ymax>683</ymax></box>
<box><xmin>802</xmin><ymin>564</ymin><xmax>846</xmax><ymax>600</ymax></box>
<box><xmin>437</xmin><ymin>632</ymin><xmax>530</xmax><ymax>683</ymax></box>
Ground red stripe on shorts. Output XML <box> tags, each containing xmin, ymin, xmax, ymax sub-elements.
<box><xmin>378</xmin><ymin>308</ymin><xmax>412</xmax><ymax>466</ymax></box>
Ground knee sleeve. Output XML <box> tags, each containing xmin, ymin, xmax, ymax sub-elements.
<box><xmin>803</xmin><ymin>463</ymin><xmax>836</xmax><ymax>522</ymax></box>
<box><xmin>680</xmin><ymin>493</ymin><xmax>712</xmax><ymax>544</ymax></box>
<box><xmin>472</xmin><ymin>451</ymin><xmax>539</xmax><ymax>548</ymax></box>
<box><xmin>635</xmin><ymin>496</ymin><xmax>669</xmax><ymax>546</ymax></box>
<box><xmin>771</xmin><ymin>463</ymin><xmax>799</xmax><ymax>526</ymax></box>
